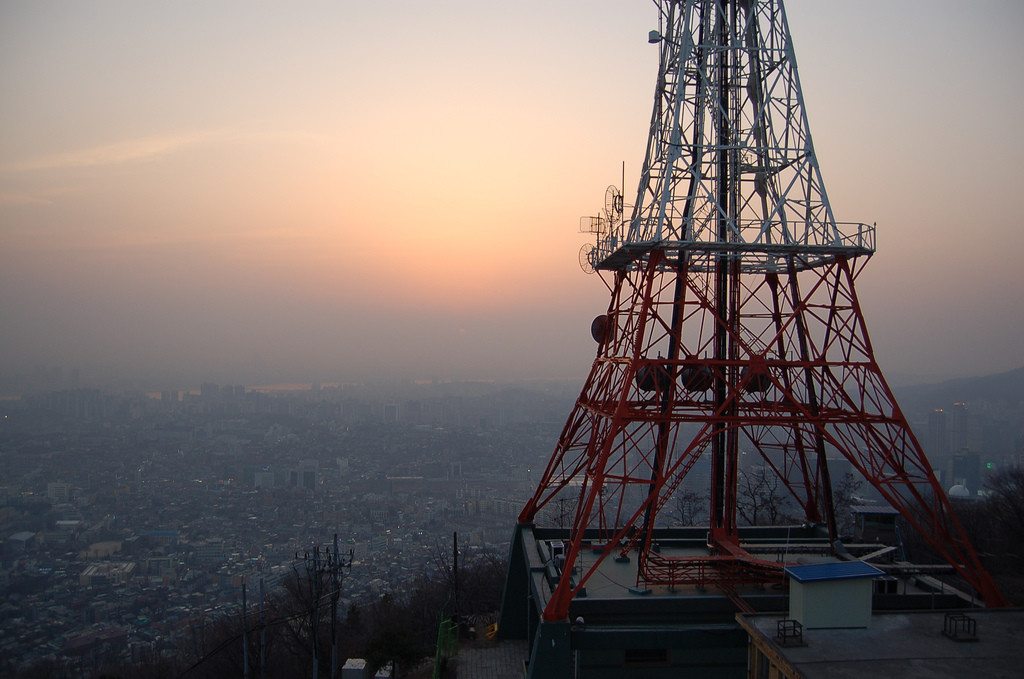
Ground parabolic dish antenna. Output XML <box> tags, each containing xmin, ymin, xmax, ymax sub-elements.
<box><xmin>579</xmin><ymin>244</ymin><xmax>596</xmax><ymax>274</ymax></box>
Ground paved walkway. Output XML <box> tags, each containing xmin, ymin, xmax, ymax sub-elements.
<box><xmin>453</xmin><ymin>640</ymin><xmax>528</xmax><ymax>679</ymax></box>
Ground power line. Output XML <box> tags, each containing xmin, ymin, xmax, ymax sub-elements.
<box><xmin>178</xmin><ymin>580</ymin><xmax>349</xmax><ymax>677</ymax></box>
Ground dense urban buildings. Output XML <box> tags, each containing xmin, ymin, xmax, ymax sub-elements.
<box><xmin>0</xmin><ymin>379</ymin><xmax>576</xmax><ymax>675</ymax></box>
<box><xmin>0</xmin><ymin>372</ymin><xmax>1021</xmax><ymax>675</ymax></box>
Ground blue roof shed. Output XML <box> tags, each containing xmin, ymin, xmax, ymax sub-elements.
<box><xmin>786</xmin><ymin>561</ymin><xmax>883</xmax><ymax>629</ymax></box>
<box><xmin>785</xmin><ymin>561</ymin><xmax>884</xmax><ymax>584</ymax></box>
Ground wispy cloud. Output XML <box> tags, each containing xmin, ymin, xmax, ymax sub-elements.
<box><xmin>0</xmin><ymin>127</ymin><xmax>332</xmax><ymax>175</ymax></box>
<box><xmin>0</xmin><ymin>192</ymin><xmax>53</xmax><ymax>206</ymax></box>
<box><xmin>1</xmin><ymin>132</ymin><xmax>213</xmax><ymax>173</ymax></box>
<box><xmin>0</xmin><ymin>186</ymin><xmax>82</xmax><ymax>206</ymax></box>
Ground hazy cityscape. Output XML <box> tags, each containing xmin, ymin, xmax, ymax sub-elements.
<box><xmin>0</xmin><ymin>377</ymin><xmax>576</xmax><ymax>674</ymax></box>
<box><xmin>1</xmin><ymin>367</ymin><xmax>1021</xmax><ymax>674</ymax></box>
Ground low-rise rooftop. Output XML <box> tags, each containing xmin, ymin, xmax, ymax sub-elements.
<box><xmin>737</xmin><ymin>608</ymin><xmax>1024</xmax><ymax>678</ymax></box>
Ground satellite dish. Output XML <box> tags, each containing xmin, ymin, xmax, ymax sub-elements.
<box><xmin>604</xmin><ymin>185</ymin><xmax>624</xmax><ymax>224</ymax></box>
<box><xmin>579</xmin><ymin>244</ymin><xmax>596</xmax><ymax>274</ymax></box>
<box><xmin>590</xmin><ymin>314</ymin><xmax>612</xmax><ymax>343</ymax></box>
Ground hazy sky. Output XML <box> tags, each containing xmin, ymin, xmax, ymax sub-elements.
<box><xmin>2</xmin><ymin>0</ymin><xmax>1022</xmax><ymax>388</ymax></box>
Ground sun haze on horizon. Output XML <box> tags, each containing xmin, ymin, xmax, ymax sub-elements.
<box><xmin>1</xmin><ymin>0</ymin><xmax>1022</xmax><ymax>389</ymax></box>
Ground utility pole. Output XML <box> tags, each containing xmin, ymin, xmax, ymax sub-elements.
<box><xmin>259</xmin><ymin>577</ymin><xmax>266</xmax><ymax>679</ymax></box>
<box><xmin>295</xmin><ymin>537</ymin><xmax>352</xmax><ymax>679</ymax></box>
<box><xmin>330</xmin><ymin>533</ymin><xmax>342</xmax><ymax>679</ymax></box>
<box><xmin>452</xmin><ymin>531</ymin><xmax>459</xmax><ymax>624</ymax></box>
<box><xmin>241</xmin><ymin>580</ymin><xmax>250</xmax><ymax>679</ymax></box>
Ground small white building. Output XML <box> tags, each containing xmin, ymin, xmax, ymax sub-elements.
<box><xmin>785</xmin><ymin>561</ymin><xmax>883</xmax><ymax>629</ymax></box>
<box><xmin>341</xmin><ymin>658</ymin><xmax>367</xmax><ymax>679</ymax></box>
<box><xmin>340</xmin><ymin>658</ymin><xmax>392</xmax><ymax>679</ymax></box>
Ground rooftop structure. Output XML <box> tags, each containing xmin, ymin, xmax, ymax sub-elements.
<box><xmin>738</xmin><ymin>608</ymin><xmax>1024</xmax><ymax>678</ymax></box>
<box><xmin>784</xmin><ymin>561</ymin><xmax>884</xmax><ymax>585</ymax></box>
<box><xmin>784</xmin><ymin>561</ymin><xmax>883</xmax><ymax>630</ymax></box>
<box><xmin>498</xmin><ymin>525</ymin><xmax>979</xmax><ymax>678</ymax></box>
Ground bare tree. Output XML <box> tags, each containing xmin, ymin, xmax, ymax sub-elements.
<box><xmin>539</xmin><ymin>495</ymin><xmax>576</xmax><ymax>529</ymax></box>
<box><xmin>736</xmin><ymin>466</ymin><xmax>795</xmax><ymax>526</ymax></box>
<box><xmin>669</xmin><ymin>488</ymin><xmax>708</xmax><ymax>526</ymax></box>
<box><xmin>969</xmin><ymin>466</ymin><xmax>1024</xmax><ymax>588</ymax></box>
<box><xmin>984</xmin><ymin>467</ymin><xmax>1024</xmax><ymax>548</ymax></box>
<box><xmin>832</xmin><ymin>472</ymin><xmax>864</xmax><ymax>537</ymax></box>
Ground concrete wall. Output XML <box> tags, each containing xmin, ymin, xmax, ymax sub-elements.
<box><xmin>790</xmin><ymin>578</ymin><xmax>873</xmax><ymax>629</ymax></box>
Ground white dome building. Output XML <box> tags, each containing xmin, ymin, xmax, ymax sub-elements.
<box><xmin>948</xmin><ymin>484</ymin><xmax>971</xmax><ymax>499</ymax></box>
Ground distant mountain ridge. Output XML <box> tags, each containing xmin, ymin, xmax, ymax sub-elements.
<box><xmin>894</xmin><ymin>366</ymin><xmax>1024</xmax><ymax>410</ymax></box>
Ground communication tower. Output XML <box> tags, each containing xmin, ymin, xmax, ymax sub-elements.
<box><xmin>512</xmin><ymin>0</ymin><xmax>1005</xmax><ymax>628</ymax></box>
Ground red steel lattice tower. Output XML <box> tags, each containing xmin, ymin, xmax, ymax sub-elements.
<box><xmin>519</xmin><ymin>0</ymin><xmax>1006</xmax><ymax>621</ymax></box>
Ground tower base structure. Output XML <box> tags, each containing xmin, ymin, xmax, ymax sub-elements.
<box><xmin>498</xmin><ymin>523</ymin><xmax>989</xmax><ymax>679</ymax></box>
<box><xmin>515</xmin><ymin>249</ymin><xmax>1005</xmax><ymax>621</ymax></box>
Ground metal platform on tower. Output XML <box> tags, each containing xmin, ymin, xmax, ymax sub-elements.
<box><xmin>589</xmin><ymin>222</ymin><xmax>875</xmax><ymax>273</ymax></box>
<box><xmin>581</xmin><ymin>191</ymin><xmax>877</xmax><ymax>274</ymax></box>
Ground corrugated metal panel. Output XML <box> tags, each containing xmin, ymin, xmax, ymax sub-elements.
<box><xmin>785</xmin><ymin>561</ymin><xmax>884</xmax><ymax>583</ymax></box>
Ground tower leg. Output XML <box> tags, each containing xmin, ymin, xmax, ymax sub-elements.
<box><xmin>497</xmin><ymin>524</ymin><xmax>531</xmax><ymax>640</ymax></box>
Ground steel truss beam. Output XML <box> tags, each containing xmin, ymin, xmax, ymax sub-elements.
<box><xmin>521</xmin><ymin>253</ymin><xmax>1005</xmax><ymax>619</ymax></box>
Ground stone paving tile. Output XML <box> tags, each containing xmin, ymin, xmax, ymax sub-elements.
<box><xmin>453</xmin><ymin>640</ymin><xmax>528</xmax><ymax>679</ymax></box>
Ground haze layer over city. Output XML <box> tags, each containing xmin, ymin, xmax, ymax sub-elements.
<box><xmin>2</xmin><ymin>0</ymin><xmax>1023</xmax><ymax>392</ymax></box>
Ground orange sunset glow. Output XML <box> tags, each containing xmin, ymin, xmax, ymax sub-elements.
<box><xmin>2</xmin><ymin>0</ymin><xmax>1022</xmax><ymax>388</ymax></box>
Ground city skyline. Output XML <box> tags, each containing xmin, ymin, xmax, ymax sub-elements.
<box><xmin>2</xmin><ymin>0</ymin><xmax>1023</xmax><ymax>388</ymax></box>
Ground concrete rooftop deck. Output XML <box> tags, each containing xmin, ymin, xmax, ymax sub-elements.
<box><xmin>454</xmin><ymin>640</ymin><xmax>527</xmax><ymax>679</ymax></box>
<box><xmin>739</xmin><ymin>609</ymin><xmax>1024</xmax><ymax>678</ymax></box>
